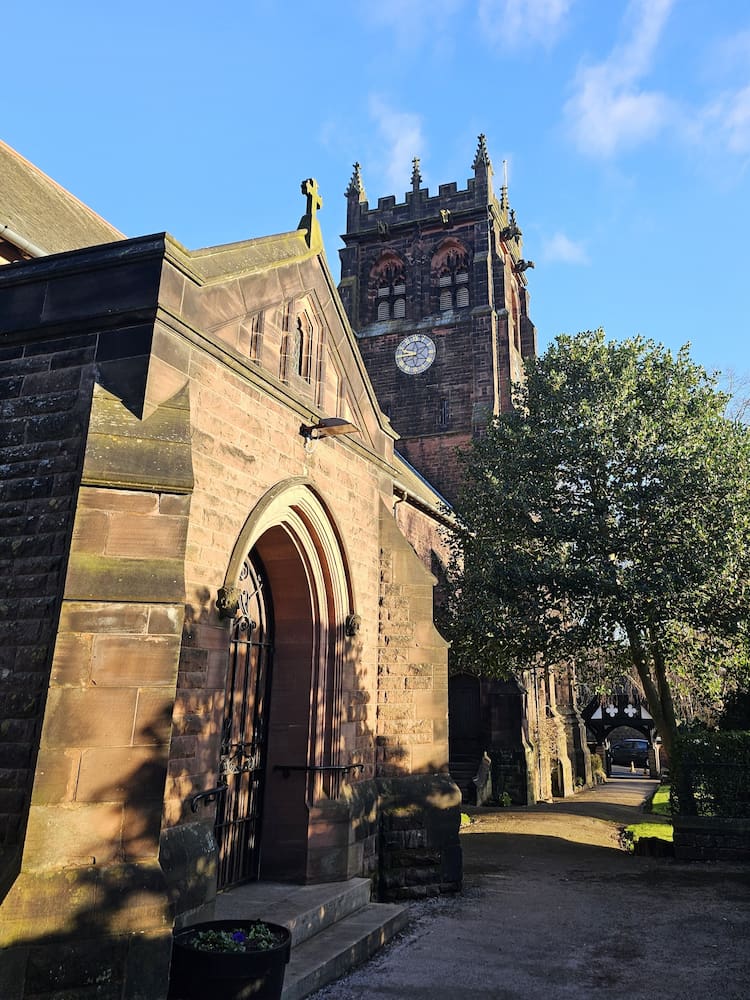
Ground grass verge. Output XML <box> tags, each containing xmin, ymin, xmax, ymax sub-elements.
<box><xmin>623</xmin><ymin>783</ymin><xmax>673</xmax><ymax>849</ymax></box>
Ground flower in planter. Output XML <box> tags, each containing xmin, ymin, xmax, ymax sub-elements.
<box><xmin>186</xmin><ymin>922</ymin><xmax>284</xmax><ymax>953</ymax></box>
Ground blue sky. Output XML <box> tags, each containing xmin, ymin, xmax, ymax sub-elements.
<box><xmin>5</xmin><ymin>0</ymin><xmax>749</xmax><ymax>386</ymax></box>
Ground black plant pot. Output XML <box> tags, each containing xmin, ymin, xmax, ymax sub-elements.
<box><xmin>169</xmin><ymin>920</ymin><xmax>292</xmax><ymax>1000</ymax></box>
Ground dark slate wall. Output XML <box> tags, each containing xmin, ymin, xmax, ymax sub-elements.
<box><xmin>0</xmin><ymin>238</ymin><xmax>164</xmax><ymax>884</ymax></box>
<box><xmin>0</xmin><ymin>333</ymin><xmax>97</xmax><ymax>875</ymax></box>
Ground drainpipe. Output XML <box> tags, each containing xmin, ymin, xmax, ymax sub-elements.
<box><xmin>0</xmin><ymin>222</ymin><xmax>46</xmax><ymax>259</ymax></box>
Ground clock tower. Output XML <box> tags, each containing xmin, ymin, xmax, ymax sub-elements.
<box><xmin>338</xmin><ymin>135</ymin><xmax>537</xmax><ymax>503</ymax></box>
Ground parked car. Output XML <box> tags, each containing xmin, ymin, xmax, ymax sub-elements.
<box><xmin>610</xmin><ymin>738</ymin><xmax>649</xmax><ymax>767</ymax></box>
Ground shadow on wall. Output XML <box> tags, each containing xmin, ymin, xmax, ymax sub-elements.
<box><xmin>1</xmin><ymin>577</ymin><xmax>462</xmax><ymax>996</ymax></box>
<box><xmin>0</xmin><ymin>707</ymin><xmax>180</xmax><ymax>1000</ymax></box>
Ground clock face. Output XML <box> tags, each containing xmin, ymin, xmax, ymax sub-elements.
<box><xmin>395</xmin><ymin>334</ymin><xmax>436</xmax><ymax>375</ymax></box>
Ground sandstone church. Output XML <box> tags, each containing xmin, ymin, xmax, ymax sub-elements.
<box><xmin>0</xmin><ymin>136</ymin><xmax>590</xmax><ymax>998</ymax></box>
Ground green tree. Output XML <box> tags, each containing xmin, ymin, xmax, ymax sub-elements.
<box><xmin>447</xmin><ymin>331</ymin><xmax>750</xmax><ymax>758</ymax></box>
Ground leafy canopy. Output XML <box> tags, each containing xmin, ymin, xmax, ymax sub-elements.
<box><xmin>447</xmin><ymin>331</ymin><xmax>750</xmax><ymax>747</ymax></box>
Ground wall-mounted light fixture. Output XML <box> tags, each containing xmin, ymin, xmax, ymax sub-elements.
<box><xmin>300</xmin><ymin>416</ymin><xmax>359</xmax><ymax>450</ymax></box>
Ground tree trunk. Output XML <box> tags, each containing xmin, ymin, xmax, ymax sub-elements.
<box><xmin>624</xmin><ymin>619</ymin><xmax>698</xmax><ymax>815</ymax></box>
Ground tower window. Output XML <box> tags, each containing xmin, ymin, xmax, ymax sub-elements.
<box><xmin>438</xmin><ymin>398</ymin><xmax>450</xmax><ymax>426</ymax></box>
<box><xmin>369</xmin><ymin>254</ymin><xmax>407</xmax><ymax>322</ymax></box>
<box><xmin>433</xmin><ymin>251</ymin><xmax>471</xmax><ymax>312</ymax></box>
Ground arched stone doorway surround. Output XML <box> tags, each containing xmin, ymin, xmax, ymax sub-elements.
<box><xmin>219</xmin><ymin>477</ymin><xmax>358</xmax><ymax>884</ymax></box>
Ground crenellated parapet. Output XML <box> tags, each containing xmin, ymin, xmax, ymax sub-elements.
<box><xmin>338</xmin><ymin>134</ymin><xmax>536</xmax><ymax>505</ymax></box>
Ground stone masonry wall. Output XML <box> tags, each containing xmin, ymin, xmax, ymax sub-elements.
<box><xmin>0</xmin><ymin>332</ymin><xmax>97</xmax><ymax>878</ymax></box>
<box><xmin>376</xmin><ymin>503</ymin><xmax>461</xmax><ymax>898</ymax></box>
<box><xmin>151</xmin><ymin>249</ymin><xmax>389</xmax><ymax>910</ymax></box>
<box><xmin>673</xmin><ymin>817</ymin><xmax>750</xmax><ymax>862</ymax></box>
<box><xmin>1</xmin><ymin>366</ymin><xmax>193</xmax><ymax>1000</ymax></box>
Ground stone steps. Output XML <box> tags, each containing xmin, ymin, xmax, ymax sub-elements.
<box><xmin>213</xmin><ymin>877</ymin><xmax>409</xmax><ymax>999</ymax></box>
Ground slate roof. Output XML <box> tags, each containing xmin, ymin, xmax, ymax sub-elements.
<box><xmin>0</xmin><ymin>140</ymin><xmax>124</xmax><ymax>255</ymax></box>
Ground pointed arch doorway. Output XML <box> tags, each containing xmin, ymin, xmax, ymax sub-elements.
<box><xmin>215</xmin><ymin>480</ymin><xmax>354</xmax><ymax>888</ymax></box>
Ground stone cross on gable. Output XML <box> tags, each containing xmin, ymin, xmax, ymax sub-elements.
<box><xmin>302</xmin><ymin>177</ymin><xmax>322</xmax><ymax>220</ymax></box>
<box><xmin>299</xmin><ymin>178</ymin><xmax>323</xmax><ymax>250</ymax></box>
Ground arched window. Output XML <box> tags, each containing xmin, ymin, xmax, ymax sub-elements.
<box><xmin>280</xmin><ymin>299</ymin><xmax>323</xmax><ymax>401</ymax></box>
<box><xmin>431</xmin><ymin>241</ymin><xmax>471</xmax><ymax>312</ymax></box>
<box><xmin>369</xmin><ymin>252</ymin><xmax>407</xmax><ymax>322</ymax></box>
<box><xmin>298</xmin><ymin>311</ymin><xmax>313</xmax><ymax>381</ymax></box>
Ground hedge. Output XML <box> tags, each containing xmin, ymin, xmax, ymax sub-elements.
<box><xmin>670</xmin><ymin>729</ymin><xmax>750</xmax><ymax>818</ymax></box>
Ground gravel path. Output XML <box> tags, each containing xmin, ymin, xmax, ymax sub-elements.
<box><xmin>310</xmin><ymin>776</ymin><xmax>750</xmax><ymax>1000</ymax></box>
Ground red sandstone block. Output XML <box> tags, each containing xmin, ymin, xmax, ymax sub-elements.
<box><xmin>147</xmin><ymin>604</ymin><xmax>183</xmax><ymax>636</ymax></box>
<box><xmin>30</xmin><ymin>749</ymin><xmax>80</xmax><ymax>804</ymax></box>
<box><xmin>23</xmin><ymin>803</ymin><xmax>125</xmax><ymax>867</ymax></box>
<box><xmin>192</xmin><ymin>622</ymin><xmax>231</xmax><ymax>651</ymax></box>
<box><xmin>133</xmin><ymin>690</ymin><xmax>175</xmax><ymax>746</ymax></box>
<box><xmin>145</xmin><ymin>355</ymin><xmax>190</xmax><ymax>410</ymax></box>
<box><xmin>377</xmin><ymin>704</ymin><xmax>415</xmax><ymax>721</ymax></box>
<box><xmin>78</xmin><ymin>488</ymin><xmax>158</xmax><ymax>514</ymax></box>
<box><xmin>42</xmin><ymin>689</ymin><xmax>138</xmax><ymax>748</ymax></box>
<box><xmin>65</xmin><ymin>553</ymin><xmax>185</xmax><ymax>604</ymax></box>
<box><xmin>71</xmin><ymin>508</ymin><xmax>109</xmax><ymax>555</ymax></box>
<box><xmin>159</xmin><ymin>493</ymin><xmax>191</xmax><ymax>515</ymax></box>
<box><xmin>0</xmin><ymin>870</ymin><xmax>98</xmax><ymax>941</ymax></box>
<box><xmin>77</xmin><ymin>747</ymin><xmax>168</xmax><ymax>802</ymax></box>
<box><xmin>50</xmin><ymin>632</ymin><xmax>93</xmax><ymax>686</ymax></box>
<box><xmin>106</xmin><ymin>512</ymin><xmax>187</xmax><ymax>559</ymax></box>
<box><xmin>158</xmin><ymin>263</ymin><xmax>186</xmax><ymax>313</ymax></box>
<box><xmin>91</xmin><ymin>635</ymin><xmax>179</xmax><ymax>687</ymax></box>
<box><xmin>172</xmin><ymin>690</ymin><xmax>215</xmax><ymax>717</ymax></box>
<box><xmin>404</xmin><ymin>675</ymin><xmax>433</xmax><ymax>690</ymax></box>
<box><xmin>172</xmin><ymin>712</ymin><xmax>203</xmax><ymax>736</ymax></box>
<box><xmin>205</xmin><ymin>649</ymin><xmax>229</xmax><ymax>689</ymax></box>
<box><xmin>59</xmin><ymin>601</ymin><xmax>150</xmax><ymax>634</ymax></box>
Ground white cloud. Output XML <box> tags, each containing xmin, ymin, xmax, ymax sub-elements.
<box><xmin>360</xmin><ymin>0</ymin><xmax>464</xmax><ymax>50</ymax></box>
<box><xmin>564</xmin><ymin>0</ymin><xmax>675</xmax><ymax>158</ymax></box>
<box><xmin>368</xmin><ymin>97</ymin><xmax>426</xmax><ymax>193</ymax></box>
<box><xmin>699</xmin><ymin>85</ymin><xmax>750</xmax><ymax>157</ymax></box>
<box><xmin>478</xmin><ymin>0</ymin><xmax>573</xmax><ymax>49</ymax></box>
<box><xmin>541</xmin><ymin>232</ymin><xmax>590</xmax><ymax>265</ymax></box>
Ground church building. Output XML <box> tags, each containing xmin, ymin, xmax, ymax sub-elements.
<box><xmin>0</xmin><ymin>135</ymin><xmax>592</xmax><ymax>999</ymax></box>
<box><xmin>0</xmin><ymin>140</ymin><xmax>461</xmax><ymax>999</ymax></box>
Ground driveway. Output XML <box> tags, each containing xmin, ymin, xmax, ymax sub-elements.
<box><xmin>311</xmin><ymin>777</ymin><xmax>750</xmax><ymax>999</ymax></box>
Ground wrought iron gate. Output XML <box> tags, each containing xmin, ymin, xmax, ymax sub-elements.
<box><xmin>215</xmin><ymin>552</ymin><xmax>273</xmax><ymax>889</ymax></box>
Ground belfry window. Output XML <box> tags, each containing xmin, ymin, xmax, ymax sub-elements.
<box><xmin>431</xmin><ymin>241</ymin><xmax>471</xmax><ymax>313</ymax></box>
<box><xmin>438</xmin><ymin>267</ymin><xmax>469</xmax><ymax>312</ymax></box>
<box><xmin>370</xmin><ymin>255</ymin><xmax>407</xmax><ymax>322</ymax></box>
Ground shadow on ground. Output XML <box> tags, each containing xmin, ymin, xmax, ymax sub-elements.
<box><xmin>311</xmin><ymin>777</ymin><xmax>750</xmax><ymax>1000</ymax></box>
